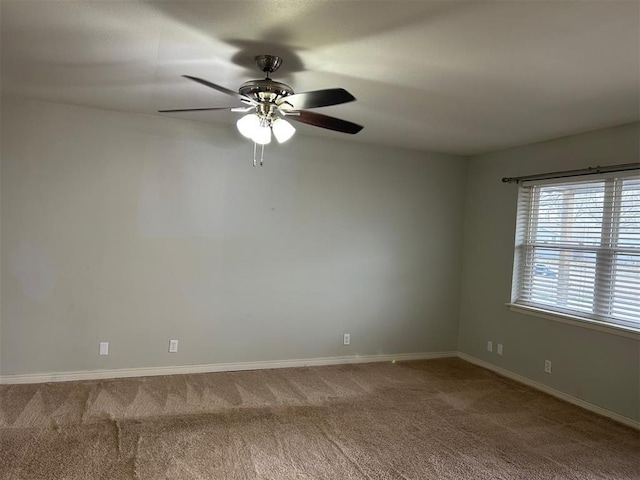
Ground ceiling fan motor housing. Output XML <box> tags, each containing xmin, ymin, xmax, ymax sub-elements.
<box><xmin>238</xmin><ymin>55</ymin><xmax>294</xmax><ymax>103</ymax></box>
<box><xmin>239</xmin><ymin>78</ymin><xmax>294</xmax><ymax>103</ymax></box>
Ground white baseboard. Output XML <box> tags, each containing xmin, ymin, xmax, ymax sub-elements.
<box><xmin>0</xmin><ymin>351</ymin><xmax>456</xmax><ymax>385</ymax></box>
<box><xmin>457</xmin><ymin>352</ymin><xmax>640</xmax><ymax>430</ymax></box>
<box><xmin>2</xmin><ymin>350</ymin><xmax>636</xmax><ymax>430</ymax></box>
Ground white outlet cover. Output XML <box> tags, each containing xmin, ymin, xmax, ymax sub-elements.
<box><xmin>497</xmin><ymin>344</ymin><xmax>503</xmax><ymax>355</ymax></box>
<box><xmin>343</xmin><ymin>333</ymin><xmax>350</xmax><ymax>345</ymax></box>
<box><xmin>545</xmin><ymin>360</ymin><xmax>552</xmax><ymax>373</ymax></box>
<box><xmin>169</xmin><ymin>339</ymin><xmax>179</xmax><ymax>353</ymax></box>
<box><xmin>99</xmin><ymin>342</ymin><xmax>109</xmax><ymax>356</ymax></box>
<box><xmin>487</xmin><ymin>341</ymin><xmax>493</xmax><ymax>352</ymax></box>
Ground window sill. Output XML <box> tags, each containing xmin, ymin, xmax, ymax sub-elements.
<box><xmin>505</xmin><ymin>303</ymin><xmax>640</xmax><ymax>340</ymax></box>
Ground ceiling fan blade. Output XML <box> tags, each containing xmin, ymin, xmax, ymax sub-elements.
<box><xmin>158</xmin><ymin>107</ymin><xmax>238</xmax><ymax>113</ymax></box>
<box><xmin>279</xmin><ymin>88</ymin><xmax>355</xmax><ymax>109</ymax></box>
<box><xmin>288</xmin><ymin>110</ymin><xmax>363</xmax><ymax>134</ymax></box>
<box><xmin>182</xmin><ymin>75</ymin><xmax>255</xmax><ymax>104</ymax></box>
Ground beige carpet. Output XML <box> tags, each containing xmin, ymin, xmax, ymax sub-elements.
<box><xmin>1</xmin><ymin>358</ymin><xmax>638</xmax><ymax>479</ymax></box>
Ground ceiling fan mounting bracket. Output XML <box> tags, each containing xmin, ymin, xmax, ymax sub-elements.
<box><xmin>255</xmin><ymin>55</ymin><xmax>283</xmax><ymax>75</ymax></box>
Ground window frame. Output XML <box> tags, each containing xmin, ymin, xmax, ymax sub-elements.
<box><xmin>509</xmin><ymin>172</ymin><xmax>640</xmax><ymax>336</ymax></box>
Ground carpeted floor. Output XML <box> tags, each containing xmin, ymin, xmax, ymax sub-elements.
<box><xmin>1</xmin><ymin>358</ymin><xmax>638</xmax><ymax>479</ymax></box>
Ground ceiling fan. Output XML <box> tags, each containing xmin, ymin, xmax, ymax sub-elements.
<box><xmin>159</xmin><ymin>55</ymin><xmax>363</xmax><ymax>166</ymax></box>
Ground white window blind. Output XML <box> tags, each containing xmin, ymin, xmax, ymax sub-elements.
<box><xmin>512</xmin><ymin>173</ymin><xmax>640</xmax><ymax>332</ymax></box>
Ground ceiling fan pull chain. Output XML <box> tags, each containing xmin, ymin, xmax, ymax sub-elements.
<box><xmin>251</xmin><ymin>142</ymin><xmax>265</xmax><ymax>166</ymax></box>
<box><xmin>253</xmin><ymin>142</ymin><xmax>257</xmax><ymax>167</ymax></box>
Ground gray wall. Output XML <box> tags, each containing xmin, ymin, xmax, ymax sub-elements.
<box><xmin>458</xmin><ymin>123</ymin><xmax>640</xmax><ymax>421</ymax></box>
<box><xmin>1</xmin><ymin>97</ymin><xmax>468</xmax><ymax>375</ymax></box>
<box><xmin>2</xmin><ymin>97</ymin><xmax>638</xmax><ymax>423</ymax></box>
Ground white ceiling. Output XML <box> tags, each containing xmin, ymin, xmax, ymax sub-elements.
<box><xmin>1</xmin><ymin>0</ymin><xmax>638</xmax><ymax>156</ymax></box>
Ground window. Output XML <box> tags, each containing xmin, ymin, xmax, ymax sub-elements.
<box><xmin>511</xmin><ymin>173</ymin><xmax>640</xmax><ymax>332</ymax></box>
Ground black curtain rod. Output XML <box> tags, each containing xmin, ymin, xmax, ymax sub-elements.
<box><xmin>501</xmin><ymin>162</ymin><xmax>639</xmax><ymax>184</ymax></box>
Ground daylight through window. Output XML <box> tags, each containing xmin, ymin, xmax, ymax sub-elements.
<box><xmin>511</xmin><ymin>173</ymin><xmax>640</xmax><ymax>331</ymax></box>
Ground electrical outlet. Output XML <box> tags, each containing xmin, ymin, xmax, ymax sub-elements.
<box><xmin>544</xmin><ymin>360</ymin><xmax>552</xmax><ymax>374</ymax></box>
<box><xmin>99</xmin><ymin>342</ymin><xmax>109</xmax><ymax>356</ymax></box>
<box><xmin>169</xmin><ymin>339</ymin><xmax>179</xmax><ymax>353</ymax></box>
<box><xmin>497</xmin><ymin>344</ymin><xmax>503</xmax><ymax>356</ymax></box>
<box><xmin>487</xmin><ymin>341</ymin><xmax>493</xmax><ymax>353</ymax></box>
<box><xmin>343</xmin><ymin>333</ymin><xmax>351</xmax><ymax>345</ymax></box>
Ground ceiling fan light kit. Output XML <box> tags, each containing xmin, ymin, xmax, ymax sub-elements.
<box><xmin>159</xmin><ymin>55</ymin><xmax>363</xmax><ymax>166</ymax></box>
<box><xmin>272</xmin><ymin>117</ymin><xmax>296</xmax><ymax>143</ymax></box>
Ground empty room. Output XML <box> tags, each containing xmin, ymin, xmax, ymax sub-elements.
<box><xmin>1</xmin><ymin>1</ymin><xmax>638</xmax><ymax>479</ymax></box>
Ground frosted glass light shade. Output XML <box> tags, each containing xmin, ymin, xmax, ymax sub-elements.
<box><xmin>272</xmin><ymin>118</ymin><xmax>296</xmax><ymax>143</ymax></box>
<box><xmin>252</xmin><ymin>125</ymin><xmax>272</xmax><ymax>145</ymax></box>
<box><xmin>236</xmin><ymin>114</ymin><xmax>260</xmax><ymax>139</ymax></box>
